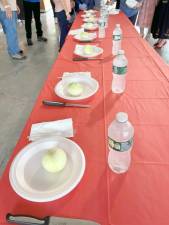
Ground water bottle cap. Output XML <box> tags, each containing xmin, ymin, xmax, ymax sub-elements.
<box><xmin>118</xmin><ymin>50</ymin><xmax>125</xmax><ymax>55</ymax></box>
<box><xmin>116</xmin><ymin>24</ymin><xmax>120</xmax><ymax>28</ymax></box>
<box><xmin>116</xmin><ymin>112</ymin><xmax>128</xmax><ymax>123</ymax></box>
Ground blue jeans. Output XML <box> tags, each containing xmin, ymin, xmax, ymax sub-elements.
<box><xmin>0</xmin><ymin>10</ymin><xmax>20</xmax><ymax>55</ymax></box>
<box><xmin>129</xmin><ymin>13</ymin><xmax>138</xmax><ymax>25</ymax></box>
<box><xmin>55</xmin><ymin>10</ymin><xmax>70</xmax><ymax>50</ymax></box>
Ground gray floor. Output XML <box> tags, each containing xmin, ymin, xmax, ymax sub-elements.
<box><xmin>0</xmin><ymin>11</ymin><xmax>59</xmax><ymax>176</ymax></box>
<box><xmin>0</xmin><ymin>11</ymin><xmax>169</xmax><ymax>176</ymax></box>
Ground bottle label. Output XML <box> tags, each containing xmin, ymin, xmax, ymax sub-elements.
<box><xmin>108</xmin><ymin>137</ymin><xmax>133</xmax><ymax>152</ymax></box>
<box><xmin>113</xmin><ymin>66</ymin><xmax>127</xmax><ymax>75</ymax></box>
<box><xmin>113</xmin><ymin>34</ymin><xmax>121</xmax><ymax>41</ymax></box>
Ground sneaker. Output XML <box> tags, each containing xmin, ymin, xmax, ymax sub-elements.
<box><xmin>11</xmin><ymin>53</ymin><xmax>26</xmax><ymax>60</ymax></box>
<box><xmin>37</xmin><ymin>36</ymin><xmax>48</xmax><ymax>42</ymax></box>
<box><xmin>27</xmin><ymin>39</ymin><xmax>33</xmax><ymax>46</ymax></box>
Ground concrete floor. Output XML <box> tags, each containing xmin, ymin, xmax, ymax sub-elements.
<box><xmin>0</xmin><ymin>11</ymin><xmax>169</xmax><ymax>176</ymax></box>
<box><xmin>0</xmin><ymin>11</ymin><xmax>59</xmax><ymax>176</ymax></box>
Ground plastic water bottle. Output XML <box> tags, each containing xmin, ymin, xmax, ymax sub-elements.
<box><xmin>112</xmin><ymin>50</ymin><xmax>128</xmax><ymax>94</ymax></box>
<box><xmin>98</xmin><ymin>18</ymin><xmax>105</xmax><ymax>38</ymax></box>
<box><xmin>108</xmin><ymin>112</ymin><xmax>134</xmax><ymax>174</ymax></box>
<box><xmin>112</xmin><ymin>24</ymin><xmax>122</xmax><ymax>55</ymax></box>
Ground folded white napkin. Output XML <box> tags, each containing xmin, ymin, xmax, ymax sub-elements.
<box><xmin>69</xmin><ymin>28</ymin><xmax>84</xmax><ymax>36</ymax></box>
<box><xmin>62</xmin><ymin>72</ymin><xmax>91</xmax><ymax>80</ymax></box>
<box><xmin>29</xmin><ymin>118</ymin><xmax>74</xmax><ymax>141</ymax></box>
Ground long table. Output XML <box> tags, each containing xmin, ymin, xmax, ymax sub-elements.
<box><xmin>1</xmin><ymin>11</ymin><xmax>169</xmax><ymax>225</ymax></box>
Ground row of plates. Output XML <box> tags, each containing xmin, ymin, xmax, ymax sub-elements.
<box><xmin>9</xmin><ymin>10</ymin><xmax>102</xmax><ymax>203</ymax></box>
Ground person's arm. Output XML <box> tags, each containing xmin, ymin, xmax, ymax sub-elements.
<box><xmin>0</xmin><ymin>0</ymin><xmax>12</xmax><ymax>18</ymax></box>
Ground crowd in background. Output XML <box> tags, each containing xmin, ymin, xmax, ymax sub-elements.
<box><xmin>0</xmin><ymin>0</ymin><xmax>169</xmax><ymax>60</ymax></box>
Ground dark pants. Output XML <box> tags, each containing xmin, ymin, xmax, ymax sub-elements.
<box><xmin>55</xmin><ymin>10</ymin><xmax>70</xmax><ymax>50</ymax></box>
<box><xmin>23</xmin><ymin>1</ymin><xmax>43</xmax><ymax>39</ymax></box>
<box><xmin>116</xmin><ymin>0</ymin><xmax>120</xmax><ymax>9</ymax></box>
<box><xmin>129</xmin><ymin>13</ymin><xmax>138</xmax><ymax>25</ymax></box>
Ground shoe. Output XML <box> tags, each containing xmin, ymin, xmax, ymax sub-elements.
<box><xmin>154</xmin><ymin>40</ymin><xmax>167</xmax><ymax>49</ymax></box>
<box><xmin>37</xmin><ymin>36</ymin><xmax>48</xmax><ymax>42</ymax></box>
<box><xmin>27</xmin><ymin>39</ymin><xmax>33</xmax><ymax>46</ymax></box>
<box><xmin>11</xmin><ymin>53</ymin><xmax>26</xmax><ymax>60</ymax></box>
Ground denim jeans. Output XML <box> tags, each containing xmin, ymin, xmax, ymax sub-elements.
<box><xmin>129</xmin><ymin>13</ymin><xmax>138</xmax><ymax>25</ymax></box>
<box><xmin>55</xmin><ymin>10</ymin><xmax>70</xmax><ymax>50</ymax></box>
<box><xmin>23</xmin><ymin>1</ymin><xmax>43</xmax><ymax>39</ymax></box>
<box><xmin>0</xmin><ymin>10</ymin><xmax>20</xmax><ymax>55</ymax></box>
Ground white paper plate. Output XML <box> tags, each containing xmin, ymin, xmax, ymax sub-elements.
<box><xmin>74</xmin><ymin>32</ymin><xmax>97</xmax><ymax>42</ymax></box>
<box><xmin>55</xmin><ymin>76</ymin><xmax>99</xmax><ymax>101</ymax></box>
<box><xmin>81</xmin><ymin>23</ymin><xmax>98</xmax><ymax>31</ymax></box>
<box><xmin>83</xmin><ymin>17</ymin><xmax>98</xmax><ymax>23</ymax></box>
<box><xmin>74</xmin><ymin>45</ymin><xmax>103</xmax><ymax>58</ymax></box>
<box><xmin>9</xmin><ymin>137</ymin><xmax>85</xmax><ymax>202</ymax></box>
<box><xmin>81</xmin><ymin>14</ymin><xmax>94</xmax><ymax>18</ymax></box>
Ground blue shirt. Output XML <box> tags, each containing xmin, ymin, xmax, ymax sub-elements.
<box><xmin>120</xmin><ymin>0</ymin><xmax>139</xmax><ymax>17</ymax></box>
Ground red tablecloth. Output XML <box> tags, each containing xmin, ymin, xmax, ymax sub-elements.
<box><xmin>1</xmin><ymin>12</ymin><xmax>169</xmax><ymax>225</ymax></box>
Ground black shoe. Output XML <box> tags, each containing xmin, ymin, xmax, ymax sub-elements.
<box><xmin>37</xmin><ymin>36</ymin><xmax>48</xmax><ymax>42</ymax></box>
<box><xmin>27</xmin><ymin>39</ymin><xmax>33</xmax><ymax>46</ymax></box>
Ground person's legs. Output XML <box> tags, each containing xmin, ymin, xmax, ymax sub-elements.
<box><xmin>116</xmin><ymin>0</ymin><xmax>120</xmax><ymax>9</ymax></box>
<box><xmin>0</xmin><ymin>10</ymin><xmax>20</xmax><ymax>55</ymax></box>
<box><xmin>32</xmin><ymin>2</ymin><xmax>43</xmax><ymax>37</ymax></box>
<box><xmin>128</xmin><ymin>13</ymin><xmax>138</xmax><ymax>25</ymax></box>
<box><xmin>55</xmin><ymin>10</ymin><xmax>70</xmax><ymax>50</ymax></box>
<box><xmin>23</xmin><ymin>1</ymin><xmax>33</xmax><ymax>40</ymax></box>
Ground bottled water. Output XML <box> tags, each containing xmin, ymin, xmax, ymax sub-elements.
<box><xmin>100</xmin><ymin>5</ymin><xmax>109</xmax><ymax>28</ymax></box>
<box><xmin>98</xmin><ymin>18</ymin><xmax>105</xmax><ymax>38</ymax></box>
<box><xmin>108</xmin><ymin>112</ymin><xmax>134</xmax><ymax>174</ymax></box>
<box><xmin>112</xmin><ymin>24</ymin><xmax>122</xmax><ymax>55</ymax></box>
<box><xmin>112</xmin><ymin>50</ymin><xmax>128</xmax><ymax>94</ymax></box>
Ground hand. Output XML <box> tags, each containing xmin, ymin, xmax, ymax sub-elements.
<box><xmin>5</xmin><ymin>6</ymin><xmax>12</xmax><ymax>19</ymax></box>
<box><xmin>66</xmin><ymin>14</ymin><xmax>71</xmax><ymax>21</ymax></box>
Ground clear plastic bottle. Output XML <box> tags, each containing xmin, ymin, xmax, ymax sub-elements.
<box><xmin>108</xmin><ymin>112</ymin><xmax>134</xmax><ymax>174</ymax></box>
<box><xmin>98</xmin><ymin>18</ymin><xmax>105</xmax><ymax>38</ymax></box>
<box><xmin>112</xmin><ymin>24</ymin><xmax>122</xmax><ymax>55</ymax></box>
<box><xmin>112</xmin><ymin>50</ymin><xmax>128</xmax><ymax>94</ymax></box>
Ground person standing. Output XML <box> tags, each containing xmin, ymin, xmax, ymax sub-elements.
<box><xmin>53</xmin><ymin>0</ymin><xmax>72</xmax><ymax>50</ymax></box>
<box><xmin>151</xmin><ymin>0</ymin><xmax>169</xmax><ymax>48</ymax></box>
<box><xmin>23</xmin><ymin>0</ymin><xmax>47</xmax><ymax>46</ymax></box>
<box><xmin>137</xmin><ymin>0</ymin><xmax>158</xmax><ymax>38</ymax></box>
<box><xmin>0</xmin><ymin>0</ymin><xmax>26</xmax><ymax>59</ymax></box>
